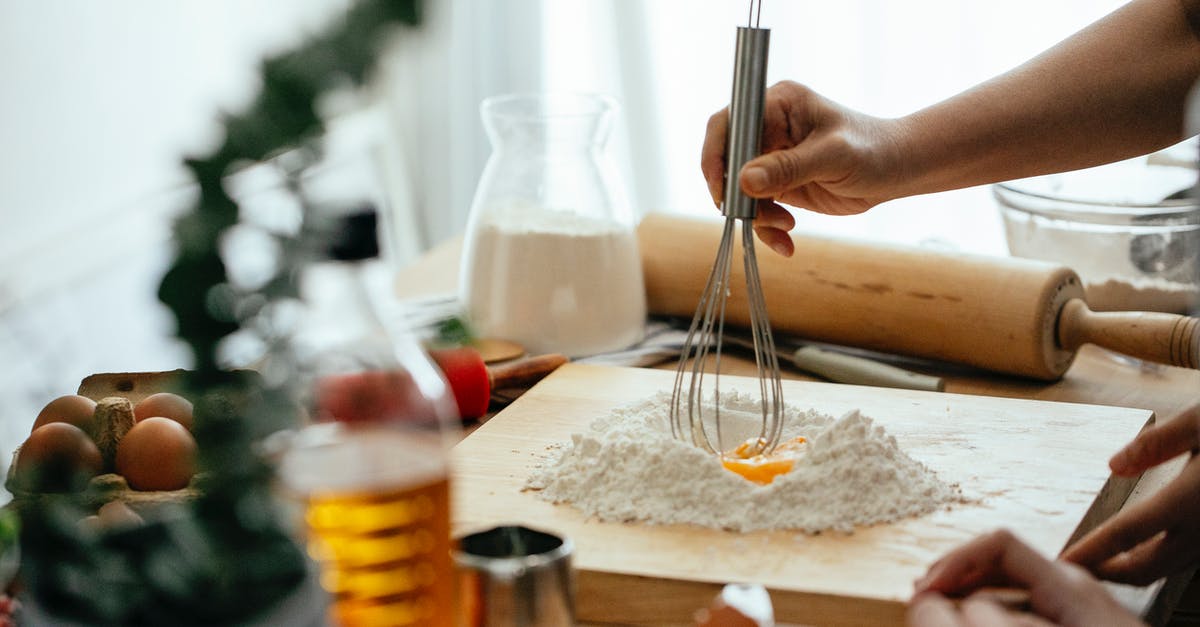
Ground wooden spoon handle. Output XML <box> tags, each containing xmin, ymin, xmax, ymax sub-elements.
<box><xmin>1058</xmin><ymin>298</ymin><xmax>1200</xmax><ymax>369</ymax></box>
<box><xmin>488</xmin><ymin>353</ymin><xmax>570</xmax><ymax>390</ymax></box>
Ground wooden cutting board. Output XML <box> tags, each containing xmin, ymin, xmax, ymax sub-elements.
<box><xmin>451</xmin><ymin>363</ymin><xmax>1153</xmax><ymax>626</ymax></box>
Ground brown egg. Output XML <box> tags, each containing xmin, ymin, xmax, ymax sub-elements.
<box><xmin>115</xmin><ymin>417</ymin><xmax>197</xmax><ymax>491</ymax></box>
<box><xmin>15</xmin><ymin>422</ymin><xmax>104</xmax><ymax>492</ymax></box>
<box><xmin>133</xmin><ymin>392</ymin><xmax>194</xmax><ymax>431</ymax></box>
<box><xmin>32</xmin><ymin>394</ymin><xmax>98</xmax><ymax>435</ymax></box>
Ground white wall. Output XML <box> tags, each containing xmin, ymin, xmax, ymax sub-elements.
<box><xmin>0</xmin><ymin>0</ymin><xmax>350</xmax><ymax>299</ymax></box>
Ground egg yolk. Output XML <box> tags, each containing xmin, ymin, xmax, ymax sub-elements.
<box><xmin>721</xmin><ymin>436</ymin><xmax>807</xmax><ymax>485</ymax></box>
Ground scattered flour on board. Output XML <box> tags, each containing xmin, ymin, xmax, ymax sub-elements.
<box><xmin>524</xmin><ymin>391</ymin><xmax>965</xmax><ymax>534</ymax></box>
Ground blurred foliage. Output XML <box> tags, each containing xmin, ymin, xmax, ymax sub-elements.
<box><xmin>0</xmin><ymin>509</ymin><xmax>16</xmax><ymax>548</ymax></box>
<box><xmin>17</xmin><ymin>0</ymin><xmax>422</xmax><ymax>623</ymax></box>
<box><xmin>0</xmin><ymin>507</ymin><xmax>16</xmax><ymax>584</ymax></box>
<box><xmin>434</xmin><ymin>315</ymin><xmax>478</xmax><ymax>348</ymax></box>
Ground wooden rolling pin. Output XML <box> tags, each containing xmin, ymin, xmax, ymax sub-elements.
<box><xmin>638</xmin><ymin>214</ymin><xmax>1199</xmax><ymax>380</ymax></box>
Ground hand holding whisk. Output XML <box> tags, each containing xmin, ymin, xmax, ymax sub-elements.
<box><xmin>670</xmin><ymin>0</ymin><xmax>784</xmax><ymax>456</ymax></box>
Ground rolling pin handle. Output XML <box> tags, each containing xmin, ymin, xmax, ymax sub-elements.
<box><xmin>1058</xmin><ymin>298</ymin><xmax>1200</xmax><ymax>370</ymax></box>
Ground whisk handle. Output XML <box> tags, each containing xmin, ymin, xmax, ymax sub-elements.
<box><xmin>723</xmin><ymin>26</ymin><xmax>770</xmax><ymax>220</ymax></box>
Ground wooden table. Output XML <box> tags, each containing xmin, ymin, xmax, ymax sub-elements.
<box><xmin>396</xmin><ymin>235</ymin><xmax>1200</xmax><ymax>626</ymax></box>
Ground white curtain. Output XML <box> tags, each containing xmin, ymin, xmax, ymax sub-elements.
<box><xmin>375</xmin><ymin>0</ymin><xmax>545</xmax><ymax>264</ymax></box>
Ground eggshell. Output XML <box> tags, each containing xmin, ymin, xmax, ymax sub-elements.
<box><xmin>133</xmin><ymin>392</ymin><xmax>194</xmax><ymax>431</ymax></box>
<box><xmin>115</xmin><ymin>417</ymin><xmax>197</xmax><ymax>491</ymax></box>
<box><xmin>98</xmin><ymin>500</ymin><xmax>144</xmax><ymax>529</ymax></box>
<box><xmin>15</xmin><ymin>422</ymin><xmax>104</xmax><ymax>492</ymax></box>
<box><xmin>31</xmin><ymin>395</ymin><xmax>98</xmax><ymax>436</ymax></box>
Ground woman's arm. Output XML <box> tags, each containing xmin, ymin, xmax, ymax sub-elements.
<box><xmin>702</xmin><ymin>0</ymin><xmax>1200</xmax><ymax>247</ymax></box>
<box><xmin>893</xmin><ymin>0</ymin><xmax>1200</xmax><ymax>198</ymax></box>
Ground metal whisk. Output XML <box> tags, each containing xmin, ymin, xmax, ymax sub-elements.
<box><xmin>669</xmin><ymin>0</ymin><xmax>784</xmax><ymax>456</ymax></box>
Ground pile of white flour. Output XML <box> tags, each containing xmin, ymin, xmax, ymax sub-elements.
<box><xmin>524</xmin><ymin>391</ymin><xmax>963</xmax><ymax>534</ymax></box>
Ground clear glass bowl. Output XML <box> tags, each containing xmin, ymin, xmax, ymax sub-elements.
<box><xmin>993</xmin><ymin>152</ymin><xmax>1200</xmax><ymax>313</ymax></box>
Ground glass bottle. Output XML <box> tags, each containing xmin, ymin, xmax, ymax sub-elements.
<box><xmin>459</xmin><ymin>93</ymin><xmax>647</xmax><ymax>358</ymax></box>
<box><xmin>278</xmin><ymin>210</ymin><xmax>461</xmax><ymax>627</ymax></box>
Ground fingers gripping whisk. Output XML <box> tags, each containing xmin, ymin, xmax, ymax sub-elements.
<box><xmin>669</xmin><ymin>1</ymin><xmax>782</xmax><ymax>456</ymax></box>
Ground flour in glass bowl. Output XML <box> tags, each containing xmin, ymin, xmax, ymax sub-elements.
<box><xmin>524</xmin><ymin>391</ymin><xmax>963</xmax><ymax>534</ymax></box>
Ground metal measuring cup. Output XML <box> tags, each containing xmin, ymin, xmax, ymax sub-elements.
<box><xmin>455</xmin><ymin>525</ymin><xmax>575</xmax><ymax>626</ymax></box>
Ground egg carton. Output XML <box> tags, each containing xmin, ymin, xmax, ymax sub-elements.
<box><xmin>6</xmin><ymin>370</ymin><xmax>205</xmax><ymax>516</ymax></box>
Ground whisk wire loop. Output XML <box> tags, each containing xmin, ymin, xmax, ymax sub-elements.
<box><xmin>669</xmin><ymin>220</ymin><xmax>784</xmax><ymax>457</ymax></box>
<box><xmin>670</xmin><ymin>218</ymin><xmax>737</xmax><ymax>453</ymax></box>
<box><xmin>742</xmin><ymin>224</ymin><xmax>785</xmax><ymax>451</ymax></box>
<box><xmin>670</xmin><ymin>0</ymin><xmax>780</xmax><ymax>458</ymax></box>
<box><xmin>748</xmin><ymin>0</ymin><xmax>763</xmax><ymax>27</ymax></box>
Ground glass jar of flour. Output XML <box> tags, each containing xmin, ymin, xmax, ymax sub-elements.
<box><xmin>459</xmin><ymin>93</ymin><xmax>646</xmax><ymax>357</ymax></box>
